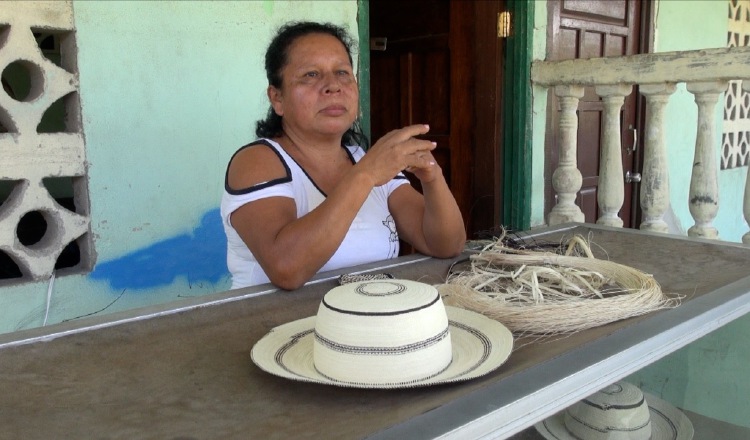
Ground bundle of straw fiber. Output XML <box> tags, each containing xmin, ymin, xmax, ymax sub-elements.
<box><xmin>438</xmin><ymin>234</ymin><xmax>681</xmax><ymax>336</ymax></box>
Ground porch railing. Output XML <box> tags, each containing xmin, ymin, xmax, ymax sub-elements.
<box><xmin>531</xmin><ymin>46</ymin><xmax>750</xmax><ymax>244</ymax></box>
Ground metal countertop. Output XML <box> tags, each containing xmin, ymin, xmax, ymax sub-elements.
<box><xmin>1</xmin><ymin>224</ymin><xmax>749</xmax><ymax>439</ymax></box>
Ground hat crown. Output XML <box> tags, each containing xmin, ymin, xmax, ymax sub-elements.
<box><xmin>313</xmin><ymin>280</ymin><xmax>452</xmax><ymax>386</ymax></box>
<box><xmin>323</xmin><ymin>279</ymin><xmax>437</xmax><ymax>313</ymax></box>
<box><xmin>564</xmin><ymin>382</ymin><xmax>652</xmax><ymax>440</ymax></box>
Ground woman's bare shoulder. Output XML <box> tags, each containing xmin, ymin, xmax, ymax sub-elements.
<box><xmin>227</xmin><ymin>141</ymin><xmax>289</xmax><ymax>192</ymax></box>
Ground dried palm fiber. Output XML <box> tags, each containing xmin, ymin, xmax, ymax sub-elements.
<box><xmin>438</xmin><ymin>233</ymin><xmax>681</xmax><ymax>336</ymax></box>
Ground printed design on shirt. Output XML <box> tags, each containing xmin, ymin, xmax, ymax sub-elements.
<box><xmin>382</xmin><ymin>215</ymin><xmax>399</xmax><ymax>258</ymax></box>
<box><xmin>382</xmin><ymin>215</ymin><xmax>398</xmax><ymax>242</ymax></box>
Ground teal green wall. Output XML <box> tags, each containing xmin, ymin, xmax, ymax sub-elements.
<box><xmin>654</xmin><ymin>0</ymin><xmax>745</xmax><ymax>243</ymax></box>
<box><xmin>626</xmin><ymin>1</ymin><xmax>750</xmax><ymax>428</ymax></box>
<box><xmin>628</xmin><ymin>315</ymin><xmax>750</xmax><ymax>428</ymax></box>
<box><xmin>0</xmin><ymin>1</ymin><xmax>359</xmax><ymax>334</ymax></box>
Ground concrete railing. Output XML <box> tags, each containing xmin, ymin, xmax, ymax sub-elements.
<box><xmin>531</xmin><ymin>46</ymin><xmax>750</xmax><ymax>244</ymax></box>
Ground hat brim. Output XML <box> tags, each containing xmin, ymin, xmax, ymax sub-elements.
<box><xmin>251</xmin><ymin>306</ymin><xmax>513</xmax><ymax>389</ymax></box>
<box><xmin>535</xmin><ymin>391</ymin><xmax>695</xmax><ymax>440</ymax></box>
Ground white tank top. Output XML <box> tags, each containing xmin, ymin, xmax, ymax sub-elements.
<box><xmin>220</xmin><ymin>139</ymin><xmax>409</xmax><ymax>289</ymax></box>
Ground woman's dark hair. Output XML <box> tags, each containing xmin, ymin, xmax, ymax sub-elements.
<box><xmin>255</xmin><ymin>21</ymin><xmax>369</xmax><ymax>148</ymax></box>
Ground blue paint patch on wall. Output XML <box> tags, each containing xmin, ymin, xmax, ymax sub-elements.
<box><xmin>91</xmin><ymin>208</ymin><xmax>228</xmax><ymax>290</ymax></box>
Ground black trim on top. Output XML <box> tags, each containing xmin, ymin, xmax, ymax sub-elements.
<box><xmin>321</xmin><ymin>293</ymin><xmax>441</xmax><ymax>316</ymax></box>
<box><xmin>224</xmin><ymin>140</ymin><xmax>293</xmax><ymax>195</ymax></box>
<box><xmin>225</xmin><ymin>141</ymin><xmax>408</xmax><ymax>198</ymax></box>
<box><xmin>342</xmin><ymin>144</ymin><xmax>358</xmax><ymax>164</ymax></box>
<box><xmin>287</xmin><ymin>144</ymin><xmax>357</xmax><ymax>197</ymax></box>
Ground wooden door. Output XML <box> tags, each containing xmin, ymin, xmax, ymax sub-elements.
<box><xmin>369</xmin><ymin>0</ymin><xmax>504</xmax><ymax>240</ymax></box>
<box><xmin>545</xmin><ymin>0</ymin><xmax>648</xmax><ymax>227</ymax></box>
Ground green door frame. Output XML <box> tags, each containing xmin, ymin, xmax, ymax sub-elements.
<box><xmin>357</xmin><ymin>0</ymin><xmax>371</xmax><ymax>141</ymax></box>
<box><xmin>501</xmin><ymin>0</ymin><xmax>534</xmax><ymax>230</ymax></box>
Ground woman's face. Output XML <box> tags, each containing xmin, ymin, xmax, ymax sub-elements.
<box><xmin>269</xmin><ymin>33</ymin><xmax>359</xmax><ymax>140</ymax></box>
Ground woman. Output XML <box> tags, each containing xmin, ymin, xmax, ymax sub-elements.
<box><xmin>221</xmin><ymin>21</ymin><xmax>465</xmax><ymax>290</ymax></box>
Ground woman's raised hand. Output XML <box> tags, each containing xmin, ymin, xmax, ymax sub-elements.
<box><xmin>358</xmin><ymin>124</ymin><xmax>441</xmax><ymax>186</ymax></box>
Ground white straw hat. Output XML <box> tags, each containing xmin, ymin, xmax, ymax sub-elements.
<box><xmin>251</xmin><ymin>279</ymin><xmax>513</xmax><ymax>388</ymax></box>
<box><xmin>535</xmin><ymin>381</ymin><xmax>694</xmax><ymax>440</ymax></box>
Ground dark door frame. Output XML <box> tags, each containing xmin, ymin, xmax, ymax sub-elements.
<box><xmin>357</xmin><ymin>0</ymin><xmax>534</xmax><ymax>231</ymax></box>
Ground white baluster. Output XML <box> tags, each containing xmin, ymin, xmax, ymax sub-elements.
<box><xmin>639</xmin><ymin>83</ymin><xmax>677</xmax><ymax>233</ymax></box>
<box><xmin>743</xmin><ymin>80</ymin><xmax>750</xmax><ymax>245</ymax></box>
<box><xmin>686</xmin><ymin>81</ymin><xmax>728</xmax><ymax>239</ymax></box>
<box><xmin>595</xmin><ymin>84</ymin><xmax>633</xmax><ymax>227</ymax></box>
<box><xmin>548</xmin><ymin>85</ymin><xmax>586</xmax><ymax>225</ymax></box>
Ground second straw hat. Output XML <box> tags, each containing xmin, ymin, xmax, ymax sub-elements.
<box><xmin>535</xmin><ymin>381</ymin><xmax>694</xmax><ymax>440</ymax></box>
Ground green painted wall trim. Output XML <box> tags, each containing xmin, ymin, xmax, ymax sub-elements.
<box><xmin>357</xmin><ymin>0</ymin><xmax>371</xmax><ymax>142</ymax></box>
<box><xmin>501</xmin><ymin>0</ymin><xmax>534</xmax><ymax>230</ymax></box>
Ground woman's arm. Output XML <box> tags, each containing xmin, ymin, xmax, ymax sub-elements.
<box><xmin>229</xmin><ymin>149</ymin><xmax>372</xmax><ymax>290</ymax></box>
<box><xmin>388</xmin><ymin>153</ymin><xmax>466</xmax><ymax>258</ymax></box>
<box><xmin>229</xmin><ymin>125</ymin><xmax>437</xmax><ymax>290</ymax></box>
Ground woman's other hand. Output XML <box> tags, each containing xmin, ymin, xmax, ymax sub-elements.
<box><xmin>370</xmin><ymin>124</ymin><xmax>466</xmax><ymax>259</ymax></box>
<box><xmin>403</xmin><ymin>148</ymin><xmax>441</xmax><ymax>183</ymax></box>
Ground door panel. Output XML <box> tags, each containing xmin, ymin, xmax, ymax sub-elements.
<box><xmin>546</xmin><ymin>0</ymin><xmax>643</xmax><ymax>227</ymax></box>
<box><xmin>371</xmin><ymin>20</ymin><xmax>452</xmax><ymax>195</ymax></box>
<box><xmin>563</xmin><ymin>0</ymin><xmax>628</xmax><ymax>19</ymax></box>
<box><xmin>369</xmin><ymin>0</ymin><xmax>504</xmax><ymax>240</ymax></box>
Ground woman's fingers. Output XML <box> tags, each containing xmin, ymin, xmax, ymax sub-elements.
<box><xmin>382</xmin><ymin>124</ymin><xmax>430</xmax><ymax>145</ymax></box>
<box><xmin>395</xmin><ymin>142</ymin><xmax>436</xmax><ymax>174</ymax></box>
<box><xmin>376</xmin><ymin>125</ymin><xmax>433</xmax><ymax>156</ymax></box>
<box><xmin>404</xmin><ymin>151</ymin><xmax>436</xmax><ymax>172</ymax></box>
<box><xmin>405</xmin><ymin>150</ymin><xmax>434</xmax><ymax>165</ymax></box>
<box><xmin>362</xmin><ymin>123</ymin><xmax>439</xmax><ymax>185</ymax></box>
